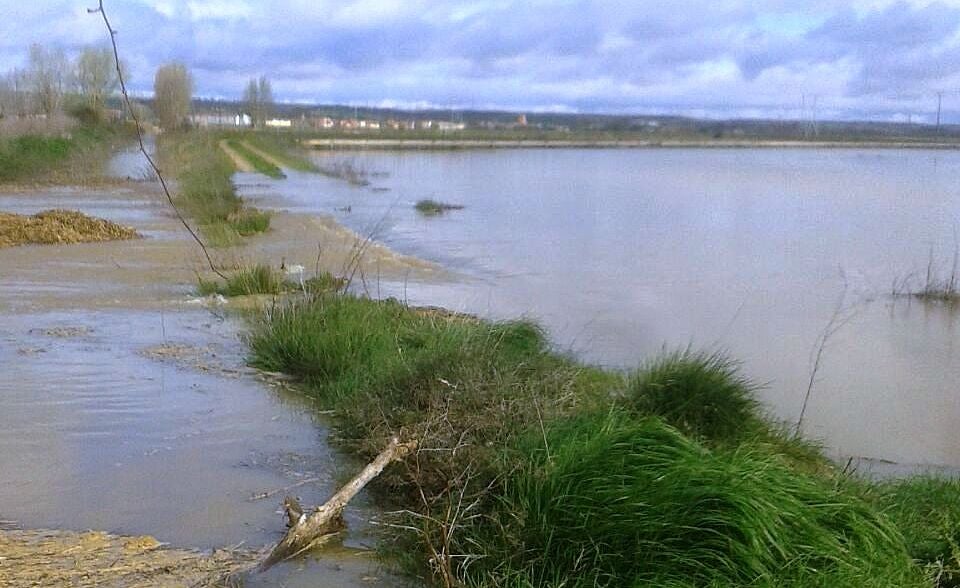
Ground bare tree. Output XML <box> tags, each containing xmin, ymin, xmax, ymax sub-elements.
<box><xmin>75</xmin><ymin>46</ymin><xmax>119</xmax><ymax>111</ymax></box>
<box><xmin>243</xmin><ymin>75</ymin><xmax>273</xmax><ymax>127</ymax></box>
<box><xmin>28</xmin><ymin>44</ymin><xmax>69</xmax><ymax>116</ymax></box>
<box><xmin>258</xmin><ymin>75</ymin><xmax>273</xmax><ymax>123</ymax></box>
<box><xmin>153</xmin><ymin>62</ymin><xmax>192</xmax><ymax>131</ymax></box>
<box><xmin>243</xmin><ymin>77</ymin><xmax>260</xmax><ymax>126</ymax></box>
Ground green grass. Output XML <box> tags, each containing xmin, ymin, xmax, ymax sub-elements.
<box><xmin>624</xmin><ymin>349</ymin><xmax>764</xmax><ymax>444</ymax></box>
<box><xmin>875</xmin><ymin>477</ymin><xmax>960</xmax><ymax>584</ymax></box>
<box><xmin>247</xmin><ymin>292</ymin><xmax>952</xmax><ymax>587</ymax></box>
<box><xmin>198</xmin><ymin>264</ymin><xmax>345</xmax><ymax>297</ymax></box>
<box><xmin>415</xmin><ymin>199</ymin><xmax>465</xmax><ymax>216</ymax></box>
<box><xmin>472</xmin><ymin>411</ymin><xmax>924</xmax><ymax>588</ymax></box>
<box><xmin>243</xmin><ymin>132</ymin><xmax>319</xmax><ymax>172</ymax></box>
<box><xmin>0</xmin><ymin>124</ymin><xmax>118</xmax><ymax>183</ymax></box>
<box><xmin>226</xmin><ymin>139</ymin><xmax>285</xmax><ymax>178</ymax></box>
<box><xmin>159</xmin><ymin>132</ymin><xmax>271</xmax><ymax>246</ymax></box>
<box><xmin>198</xmin><ymin>264</ymin><xmax>284</xmax><ymax>297</ymax></box>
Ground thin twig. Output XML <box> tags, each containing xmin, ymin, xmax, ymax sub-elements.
<box><xmin>248</xmin><ymin>477</ymin><xmax>322</xmax><ymax>502</ymax></box>
<box><xmin>89</xmin><ymin>1</ymin><xmax>227</xmax><ymax>280</ymax></box>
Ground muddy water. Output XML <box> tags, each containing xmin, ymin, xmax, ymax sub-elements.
<box><xmin>243</xmin><ymin>148</ymin><xmax>960</xmax><ymax>475</ymax></box>
<box><xmin>0</xmin><ymin>167</ymin><xmax>406</xmax><ymax>584</ymax></box>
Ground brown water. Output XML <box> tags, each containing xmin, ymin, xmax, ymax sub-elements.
<box><xmin>243</xmin><ymin>147</ymin><xmax>960</xmax><ymax>475</ymax></box>
<box><xmin>0</xmin><ymin>179</ymin><xmax>404</xmax><ymax>585</ymax></box>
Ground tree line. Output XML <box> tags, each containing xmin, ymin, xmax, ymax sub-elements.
<box><xmin>0</xmin><ymin>44</ymin><xmax>122</xmax><ymax>121</ymax></box>
<box><xmin>1</xmin><ymin>43</ymin><xmax>275</xmax><ymax>133</ymax></box>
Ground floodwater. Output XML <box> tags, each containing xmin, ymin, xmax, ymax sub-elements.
<box><xmin>242</xmin><ymin>148</ymin><xmax>960</xmax><ymax>473</ymax></box>
<box><xmin>0</xmin><ymin>170</ymin><xmax>400</xmax><ymax>584</ymax></box>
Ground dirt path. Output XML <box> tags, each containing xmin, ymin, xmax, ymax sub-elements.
<box><xmin>0</xmin><ymin>529</ymin><xmax>257</xmax><ymax>587</ymax></box>
<box><xmin>219</xmin><ymin>139</ymin><xmax>254</xmax><ymax>172</ymax></box>
<box><xmin>240</xmin><ymin>140</ymin><xmax>288</xmax><ymax>169</ymax></box>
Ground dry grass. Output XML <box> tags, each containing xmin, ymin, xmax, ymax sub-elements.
<box><xmin>0</xmin><ymin>529</ymin><xmax>257</xmax><ymax>587</ymax></box>
<box><xmin>0</xmin><ymin>209</ymin><xmax>140</xmax><ymax>248</ymax></box>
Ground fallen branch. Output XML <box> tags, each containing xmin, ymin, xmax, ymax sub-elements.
<box><xmin>258</xmin><ymin>436</ymin><xmax>416</xmax><ymax>571</ymax></box>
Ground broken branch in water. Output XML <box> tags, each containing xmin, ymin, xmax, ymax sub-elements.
<box><xmin>258</xmin><ymin>435</ymin><xmax>416</xmax><ymax>571</ymax></box>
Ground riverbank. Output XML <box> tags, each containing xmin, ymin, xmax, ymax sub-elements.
<box><xmin>249</xmin><ymin>291</ymin><xmax>960</xmax><ymax>587</ymax></box>
<box><xmin>303</xmin><ymin>137</ymin><xmax>960</xmax><ymax>150</ymax></box>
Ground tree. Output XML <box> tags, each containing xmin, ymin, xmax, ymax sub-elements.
<box><xmin>0</xmin><ymin>69</ymin><xmax>27</xmax><ymax>118</ymax></box>
<box><xmin>258</xmin><ymin>75</ymin><xmax>273</xmax><ymax>123</ymax></box>
<box><xmin>153</xmin><ymin>62</ymin><xmax>192</xmax><ymax>131</ymax></box>
<box><xmin>243</xmin><ymin>75</ymin><xmax>273</xmax><ymax>127</ymax></box>
<box><xmin>75</xmin><ymin>46</ymin><xmax>119</xmax><ymax>111</ymax></box>
<box><xmin>28</xmin><ymin>44</ymin><xmax>68</xmax><ymax>116</ymax></box>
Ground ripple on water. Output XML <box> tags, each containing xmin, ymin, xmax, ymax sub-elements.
<box><xmin>0</xmin><ymin>308</ymin><xmax>377</xmax><ymax>553</ymax></box>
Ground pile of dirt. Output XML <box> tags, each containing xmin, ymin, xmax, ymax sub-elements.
<box><xmin>0</xmin><ymin>209</ymin><xmax>140</xmax><ymax>248</ymax></box>
<box><xmin>0</xmin><ymin>529</ymin><xmax>258</xmax><ymax>587</ymax></box>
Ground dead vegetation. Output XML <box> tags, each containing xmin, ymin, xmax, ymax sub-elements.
<box><xmin>0</xmin><ymin>529</ymin><xmax>257</xmax><ymax>587</ymax></box>
<box><xmin>0</xmin><ymin>209</ymin><xmax>140</xmax><ymax>248</ymax></box>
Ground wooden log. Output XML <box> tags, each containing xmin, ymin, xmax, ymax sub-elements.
<box><xmin>258</xmin><ymin>436</ymin><xmax>416</xmax><ymax>571</ymax></box>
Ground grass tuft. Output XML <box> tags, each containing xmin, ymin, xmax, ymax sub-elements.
<box><xmin>625</xmin><ymin>349</ymin><xmax>763</xmax><ymax>444</ymax></box>
<box><xmin>197</xmin><ymin>264</ymin><xmax>284</xmax><ymax>297</ymax></box>
<box><xmin>415</xmin><ymin>199</ymin><xmax>465</xmax><ymax>216</ymax></box>
<box><xmin>474</xmin><ymin>411</ymin><xmax>923</xmax><ymax>588</ymax></box>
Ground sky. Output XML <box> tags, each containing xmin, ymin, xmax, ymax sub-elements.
<box><xmin>3</xmin><ymin>0</ymin><xmax>960</xmax><ymax>122</ymax></box>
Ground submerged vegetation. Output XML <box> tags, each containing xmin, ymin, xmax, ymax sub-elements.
<box><xmin>414</xmin><ymin>198</ymin><xmax>465</xmax><ymax>216</ymax></box>
<box><xmin>248</xmin><ymin>291</ymin><xmax>957</xmax><ymax>587</ymax></box>
<box><xmin>159</xmin><ymin>132</ymin><xmax>271</xmax><ymax>246</ymax></box>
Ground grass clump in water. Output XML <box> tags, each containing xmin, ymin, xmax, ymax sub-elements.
<box><xmin>198</xmin><ymin>264</ymin><xmax>284</xmax><ymax>297</ymax></box>
<box><xmin>415</xmin><ymin>199</ymin><xmax>465</xmax><ymax>216</ymax></box>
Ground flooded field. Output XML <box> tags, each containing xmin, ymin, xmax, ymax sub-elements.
<box><xmin>0</xmin><ymin>170</ymin><xmax>414</xmax><ymax>584</ymax></box>
<box><xmin>242</xmin><ymin>147</ymin><xmax>960</xmax><ymax>473</ymax></box>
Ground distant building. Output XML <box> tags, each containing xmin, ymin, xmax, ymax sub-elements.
<box><xmin>517</xmin><ymin>114</ymin><xmax>528</xmax><ymax>126</ymax></box>
<box><xmin>437</xmin><ymin>121</ymin><xmax>466</xmax><ymax>131</ymax></box>
<box><xmin>189</xmin><ymin>112</ymin><xmax>251</xmax><ymax>128</ymax></box>
<box><xmin>265</xmin><ymin>118</ymin><xmax>292</xmax><ymax>128</ymax></box>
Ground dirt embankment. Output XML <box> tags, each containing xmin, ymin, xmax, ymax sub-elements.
<box><xmin>0</xmin><ymin>209</ymin><xmax>140</xmax><ymax>248</ymax></box>
<box><xmin>218</xmin><ymin>139</ymin><xmax>254</xmax><ymax>172</ymax></box>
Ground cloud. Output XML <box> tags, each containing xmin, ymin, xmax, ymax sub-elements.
<box><xmin>2</xmin><ymin>0</ymin><xmax>960</xmax><ymax>120</ymax></box>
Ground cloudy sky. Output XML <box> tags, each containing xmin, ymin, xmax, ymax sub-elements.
<box><xmin>3</xmin><ymin>0</ymin><xmax>960</xmax><ymax>121</ymax></box>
